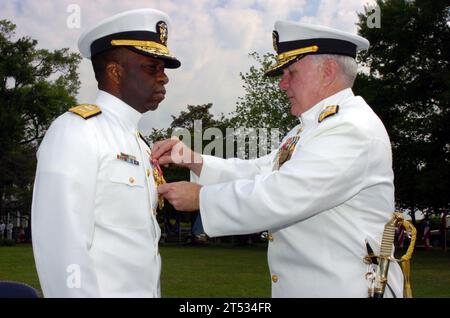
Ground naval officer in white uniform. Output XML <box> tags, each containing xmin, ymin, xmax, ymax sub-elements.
<box><xmin>153</xmin><ymin>21</ymin><xmax>404</xmax><ymax>298</ymax></box>
<box><xmin>31</xmin><ymin>8</ymin><xmax>181</xmax><ymax>297</ymax></box>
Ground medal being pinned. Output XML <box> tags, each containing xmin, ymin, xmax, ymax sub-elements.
<box><xmin>151</xmin><ymin>159</ymin><xmax>166</xmax><ymax>210</ymax></box>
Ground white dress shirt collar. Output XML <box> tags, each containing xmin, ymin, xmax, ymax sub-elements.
<box><xmin>95</xmin><ymin>90</ymin><xmax>142</xmax><ymax>132</ymax></box>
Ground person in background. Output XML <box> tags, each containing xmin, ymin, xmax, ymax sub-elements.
<box><xmin>0</xmin><ymin>220</ymin><xmax>5</xmax><ymax>239</ymax></box>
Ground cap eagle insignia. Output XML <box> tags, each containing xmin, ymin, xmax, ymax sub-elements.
<box><xmin>272</xmin><ymin>30</ymin><xmax>279</xmax><ymax>53</ymax></box>
<box><xmin>157</xmin><ymin>21</ymin><xmax>168</xmax><ymax>46</ymax></box>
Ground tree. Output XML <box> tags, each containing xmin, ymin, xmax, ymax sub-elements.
<box><xmin>147</xmin><ymin>103</ymin><xmax>222</xmax><ymax>151</ymax></box>
<box><xmin>355</xmin><ymin>0</ymin><xmax>450</xmax><ymax>223</ymax></box>
<box><xmin>0</xmin><ymin>20</ymin><xmax>81</xmax><ymax>222</ymax></box>
<box><xmin>230</xmin><ymin>52</ymin><xmax>296</xmax><ymax>136</ymax></box>
<box><xmin>169</xmin><ymin>104</ymin><xmax>218</xmax><ymax>130</ymax></box>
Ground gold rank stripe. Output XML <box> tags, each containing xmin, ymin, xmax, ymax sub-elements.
<box><xmin>318</xmin><ymin>105</ymin><xmax>339</xmax><ymax>123</ymax></box>
<box><xmin>69</xmin><ymin>104</ymin><xmax>102</xmax><ymax>119</ymax></box>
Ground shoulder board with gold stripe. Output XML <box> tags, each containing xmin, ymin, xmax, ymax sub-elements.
<box><xmin>318</xmin><ymin>105</ymin><xmax>339</xmax><ymax>123</ymax></box>
<box><xmin>69</xmin><ymin>104</ymin><xmax>102</xmax><ymax>119</ymax></box>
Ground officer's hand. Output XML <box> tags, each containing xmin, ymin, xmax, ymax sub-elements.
<box><xmin>151</xmin><ymin>137</ymin><xmax>203</xmax><ymax>175</ymax></box>
<box><xmin>157</xmin><ymin>181</ymin><xmax>201</xmax><ymax>212</ymax></box>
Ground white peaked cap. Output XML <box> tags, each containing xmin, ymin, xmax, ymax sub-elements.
<box><xmin>266</xmin><ymin>21</ymin><xmax>369</xmax><ymax>76</ymax></box>
<box><xmin>78</xmin><ymin>8</ymin><xmax>180</xmax><ymax>68</ymax></box>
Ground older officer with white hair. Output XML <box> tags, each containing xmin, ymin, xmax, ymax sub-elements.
<box><xmin>32</xmin><ymin>8</ymin><xmax>180</xmax><ymax>297</ymax></box>
<box><xmin>153</xmin><ymin>21</ymin><xmax>404</xmax><ymax>297</ymax></box>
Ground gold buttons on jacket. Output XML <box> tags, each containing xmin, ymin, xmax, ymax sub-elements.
<box><xmin>129</xmin><ymin>176</ymin><xmax>135</xmax><ymax>184</ymax></box>
<box><xmin>147</xmin><ymin>168</ymin><xmax>151</xmax><ymax>177</ymax></box>
<box><xmin>268</xmin><ymin>234</ymin><xmax>274</xmax><ymax>242</ymax></box>
<box><xmin>271</xmin><ymin>275</ymin><xmax>279</xmax><ymax>283</ymax></box>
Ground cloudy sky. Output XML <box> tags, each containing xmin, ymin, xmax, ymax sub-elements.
<box><xmin>1</xmin><ymin>0</ymin><xmax>375</xmax><ymax>134</ymax></box>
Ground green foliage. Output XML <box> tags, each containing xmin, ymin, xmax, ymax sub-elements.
<box><xmin>170</xmin><ymin>103</ymin><xmax>218</xmax><ymax>130</ymax></box>
<box><xmin>147</xmin><ymin>103</ymin><xmax>222</xmax><ymax>144</ymax></box>
<box><xmin>0</xmin><ymin>19</ymin><xmax>81</xmax><ymax>220</ymax></box>
<box><xmin>355</xmin><ymin>0</ymin><xmax>450</xmax><ymax>221</ymax></box>
<box><xmin>230</xmin><ymin>52</ymin><xmax>297</xmax><ymax>136</ymax></box>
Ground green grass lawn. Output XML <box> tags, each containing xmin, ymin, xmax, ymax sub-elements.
<box><xmin>161</xmin><ymin>244</ymin><xmax>270</xmax><ymax>297</ymax></box>
<box><xmin>0</xmin><ymin>243</ymin><xmax>449</xmax><ymax>297</ymax></box>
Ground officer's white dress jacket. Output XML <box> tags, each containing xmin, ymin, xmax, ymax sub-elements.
<box><xmin>192</xmin><ymin>88</ymin><xmax>403</xmax><ymax>298</ymax></box>
<box><xmin>32</xmin><ymin>91</ymin><xmax>161</xmax><ymax>297</ymax></box>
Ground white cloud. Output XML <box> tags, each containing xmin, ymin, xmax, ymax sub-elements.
<box><xmin>300</xmin><ymin>0</ymin><xmax>377</xmax><ymax>32</ymax></box>
<box><xmin>1</xmin><ymin>0</ymin><xmax>374</xmax><ymax>134</ymax></box>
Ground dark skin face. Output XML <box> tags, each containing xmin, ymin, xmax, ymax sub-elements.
<box><xmin>102</xmin><ymin>48</ymin><xmax>169</xmax><ymax>113</ymax></box>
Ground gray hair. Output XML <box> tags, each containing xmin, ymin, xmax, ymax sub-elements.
<box><xmin>309</xmin><ymin>54</ymin><xmax>358</xmax><ymax>88</ymax></box>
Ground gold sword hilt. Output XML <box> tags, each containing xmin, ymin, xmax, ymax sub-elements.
<box><xmin>372</xmin><ymin>212</ymin><xmax>404</xmax><ymax>298</ymax></box>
